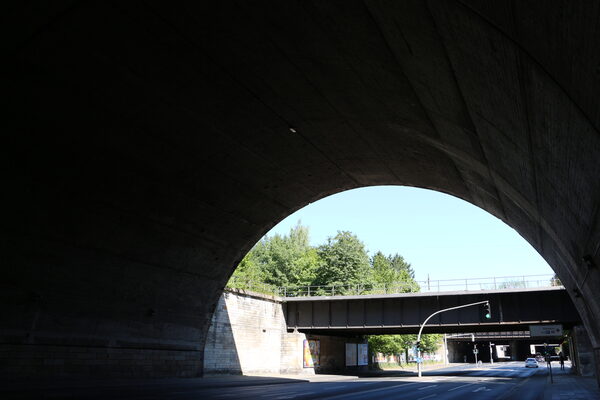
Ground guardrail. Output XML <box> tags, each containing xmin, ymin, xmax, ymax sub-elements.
<box><xmin>276</xmin><ymin>274</ymin><xmax>561</xmax><ymax>297</ymax></box>
<box><xmin>227</xmin><ymin>274</ymin><xmax>562</xmax><ymax>298</ymax></box>
<box><xmin>446</xmin><ymin>331</ymin><xmax>531</xmax><ymax>339</ymax></box>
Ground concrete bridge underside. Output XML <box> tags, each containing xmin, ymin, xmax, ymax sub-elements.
<box><xmin>284</xmin><ymin>288</ymin><xmax>580</xmax><ymax>335</ymax></box>
<box><xmin>3</xmin><ymin>1</ymin><xmax>600</xmax><ymax>379</ymax></box>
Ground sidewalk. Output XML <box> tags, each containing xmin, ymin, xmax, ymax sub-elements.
<box><xmin>543</xmin><ymin>367</ymin><xmax>600</xmax><ymax>400</ymax></box>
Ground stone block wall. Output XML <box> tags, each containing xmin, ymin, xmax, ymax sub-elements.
<box><xmin>280</xmin><ymin>331</ymin><xmax>308</xmax><ymax>374</ymax></box>
<box><xmin>204</xmin><ymin>290</ymin><xmax>366</xmax><ymax>375</ymax></box>
<box><xmin>204</xmin><ymin>290</ymin><xmax>307</xmax><ymax>375</ymax></box>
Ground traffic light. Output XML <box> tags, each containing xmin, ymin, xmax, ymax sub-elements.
<box><xmin>484</xmin><ymin>302</ymin><xmax>491</xmax><ymax>319</ymax></box>
<box><xmin>416</xmin><ymin>341</ymin><xmax>421</xmax><ymax>352</ymax></box>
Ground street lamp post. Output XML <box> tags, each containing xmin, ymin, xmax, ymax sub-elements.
<box><xmin>416</xmin><ymin>300</ymin><xmax>491</xmax><ymax>377</ymax></box>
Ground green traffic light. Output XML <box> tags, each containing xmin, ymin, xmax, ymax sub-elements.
<box><xmin>483</xmin><ymin>302</ymin><xmax>491</xmax><ymax>319</ymax></box>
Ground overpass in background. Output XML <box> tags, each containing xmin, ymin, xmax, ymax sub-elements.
<box><xmin>283</xmin><ymin>287</ymin><xmax>579</xmax><ymax>335</ymax></box>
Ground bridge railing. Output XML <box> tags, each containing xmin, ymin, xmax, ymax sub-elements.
<box><xmin>446</xmin><ymin>331</ymin><xmax>531</xmax><ymax>339</ymax></box>
<box><xmin>276</xmin><ymin>274</ymin><xmax>562</xmax><ymax>297</ymax></box>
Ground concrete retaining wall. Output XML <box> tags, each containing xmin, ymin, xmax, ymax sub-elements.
<box><xmin>203</xmin><ymin>290</ymin><xmax>308</xmax><ymax>375</ymax></box>
<box><xmin>203</xmin><ymin>290</ymin><xmax>362</xmax><ymax>375</ymax></box>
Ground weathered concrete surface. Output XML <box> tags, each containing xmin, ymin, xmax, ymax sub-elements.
<box><xmin>2</xmin><ymin>0</ymin><xmax>600</xmax><ymax>379</ymax></box>
<box><xmin>204</xmin><ymin>290</ymin><xmax>306</xmax><ymax>375</ymax></box>
<box><xmin>203</xmin><ymin>289</ymin><xmax>361</xmax><ymax>375</ymax></box>
<box><xmin>574</xmin><ymin>325</ymin><xmax>598</xmax><ymax>377</ymax></box>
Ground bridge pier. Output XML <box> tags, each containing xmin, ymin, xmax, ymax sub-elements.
<box><xmin>572</xmin><ymin>325</ymin><xmax>597</xmax><ymax>378</ymax></box>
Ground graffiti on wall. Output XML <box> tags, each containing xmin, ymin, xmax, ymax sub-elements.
<box><xmin>303</xmin><ymin>339</ymin><xmax>320</xmax><ymax>368</ymax></box>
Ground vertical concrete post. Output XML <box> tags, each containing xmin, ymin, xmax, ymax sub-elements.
<box><xmin>572</xmin><ymin>325</ymin><xmax>597</xmax><ymax>377</ymax></box>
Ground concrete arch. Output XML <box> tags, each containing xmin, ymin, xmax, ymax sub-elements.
<box><xmin>3</xmin><ymin>0</ymin><xmax>599</xmax><ymax>379</ymax></box>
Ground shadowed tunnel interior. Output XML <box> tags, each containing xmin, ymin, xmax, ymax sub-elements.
<box><xmin>3</xmin><ymin>0</ymin><xmax>600</xmax><ymax>379</ymax></box>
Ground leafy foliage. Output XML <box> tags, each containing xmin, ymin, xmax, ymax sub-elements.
<box><xmin>368</xmin><ymin>335</ymin><xmax>405</xmax><ymax>355</ymax></box>
<box><xmin>227</xmin><ymin>251</ymin><xmax>265</xmax><ymax>289</ymax></box>
<box><xmin>227</xmin><ymin>223</ymin><xmax>420</xmax><ymax>295</ymax></box>
<box><xmin>314</xmin><ymin>231</ymin><xmax>371</xmax><ymax>289</ymax></box>
<box><xmin>419</xmin><ymin>333</ymin><xmax>443</xmax><ymax>353</ymax></box>
<box><xmin>368</xmin><ymin>333</ymin><xmax>442</xmax><ymax>357</ymax></box>
<box><xmin>371</xmin><ymin>251</ymin><xmax>419</xmax><ymax>292</ymax></box>
<box><xmin>228</xmin><ymin>223</ymin><xmax>320</xmax><ymax>289</ymax></box>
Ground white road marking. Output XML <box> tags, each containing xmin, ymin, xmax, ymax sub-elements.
<box><xmin>472</xmin><ymin>386</ymin><xmax>491</xmax><ymax>392</ymax></box>
<box><xmin>418</xmin><ymin>385</ymin><xmax>438</xmax><ymax>390</ymax></box>
<box><xmin>320</xmin><ymin>382</ymin><xmax>420</xmax><ymax>400</ymax></box>
<box><xmin>448</xmin><ymin>383</ymin><xmax>475</xmax><ymax>391</ymax></box>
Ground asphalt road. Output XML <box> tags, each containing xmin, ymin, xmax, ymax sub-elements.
<box><xmin>193</xmin><ymin>362</ymin><xmax>552</xmax><ymax>400</ymax></box>
<box><xmin>3</xmin><ymin>362</ymin><xmax>563</xmax><ymax>399</ymax></box>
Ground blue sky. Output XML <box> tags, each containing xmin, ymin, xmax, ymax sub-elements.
<box><xmin>263</xmin><ymin>186</ymin><xmax>554</xmax><ymax>282</ymax></box>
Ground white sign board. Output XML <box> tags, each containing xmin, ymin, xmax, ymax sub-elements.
<box><xmin>357</xmin><ymin>343</ymin><xmax>369</xmax><ymax>366</ymax></box>
<box><xmin>529</xmin><ymin>324</ymin><xmax>563</xmax><ymax>337</ymax></box>
<box><xmin>345</xmin><ymin>343</ymin><xmax>357</xmax><ymax>366</ymax></box>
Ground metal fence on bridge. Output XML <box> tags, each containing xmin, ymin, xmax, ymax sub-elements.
<box><xmin>276</xmin><ymin>274</ymin><xmax>561</xmax><ymax>297</ymax></box>
<box><xmin>228</xmin><ymin>274</ymin><xmax>562</xmax><ymax>297</ymax></box>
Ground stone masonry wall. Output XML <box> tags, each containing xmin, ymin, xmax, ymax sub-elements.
<box><xmin>203</xmin><ymin>290</ymin><xmax>371</xmax><ymax>375</ymax></box>
<box><xmin>203</xmin><ymin>290</ymin><xmax>308</xmax><ymax>375</ymax></box>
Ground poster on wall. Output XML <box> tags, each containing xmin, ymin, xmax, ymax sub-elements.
<box><xmin>303</xmin><ymin>339</ymin><xmax>320</xmax><ymax>368</ymax></box>
<box><xmin>357</xmin><ymin>343</ymin><xmax>369</xmax><ymax>366</ymax></box>
<box><xmin>345</xmin><ymin>343</ymin><xmax>357</xmax><ymax>366</ymax></box>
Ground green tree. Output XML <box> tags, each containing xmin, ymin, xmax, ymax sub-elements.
<box><xmin>314</xmin><ymin>231</ymin><xmax>371</xmax><ymax>290</ymax></box>
<box><xmin>419</xmin><ymin>333</ymin><xmax>442</xmax><ymax>353</ymax></box>
<box><xmin>227</xmin><ymin>250</ymin><xmax>265</xmax><ymax>289</ymax></box>
<box><xmin>227</xmin><ymin>222</ymin><xmax>321</xmax><ymax>290</ymax></box>
<box><xmin>368</xmin><ymin>334</ymin><xmax>404</xmax><ymax>356</ymax></box>
<box><xmin>371</xmin><ymin>252</ymin><xmax>395</xmax><ymax>287</ymax></box>
<box><xmin>257</xmin><ymin>223</ymin><xmax>321</xmax><ymax>287</ymax></box>
<box><xmin>371</xmin><ymin>252</ymin><xmax>419</xmax><ymax>293</ymax></box>
<box><xmin>368</xmin><ymin>333</ymin><xmax>442</xmax><ymax>362</ymax></box>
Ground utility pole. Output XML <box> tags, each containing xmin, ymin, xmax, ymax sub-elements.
<box><xmin>416</xmin><ymin>300</ymin><xmax>491</xmax><ymax>377</ymax></box>
<box><xmin>444</xmin><ymin>334</ymin><xmax>449</xmax><ymax>366</ymax></box>
<box><xmin>489</xmin><ymin>342</ymin><xmax>494</xmax><ymax>364</ymax></box>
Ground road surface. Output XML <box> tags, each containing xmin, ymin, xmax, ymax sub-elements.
<box><xmin>187</xmin><ymin>362</ymin><xmax>555</xmax><ymax>400</ymax></box>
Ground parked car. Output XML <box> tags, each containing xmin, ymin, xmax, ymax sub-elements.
<box><xmin>525</xmin><ymin>358</ymin><xmax>539</xmax><ymax>368</ymax></box>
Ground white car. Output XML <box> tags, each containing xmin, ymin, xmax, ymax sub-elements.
<box><xmin>525</xmin><ymin>358</ymin><xmax>539</xmax><ymax>368</ymax></box>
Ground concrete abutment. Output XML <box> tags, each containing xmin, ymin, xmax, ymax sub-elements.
<box><xmin>203</xmin><ymin>290</ymin><xmax>365</xmax><ymax>375</ymax></box>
